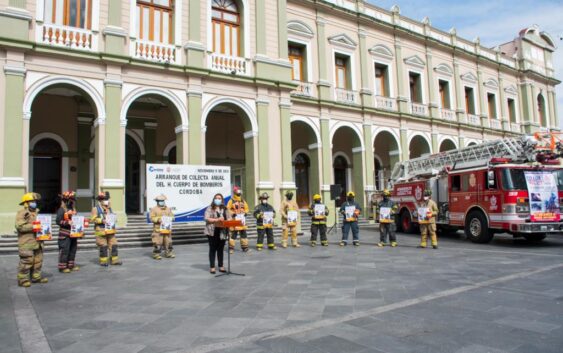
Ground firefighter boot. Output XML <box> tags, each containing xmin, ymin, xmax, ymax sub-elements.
<box><xmin>321</xmin><ymin>240</ymin><xmax>329</xmax><ymax>247</ymax></box>
<box><xmin>281</xmin><ymin>229</ymin><xmax>288</xmax><ymax>248</ymax></box>
<box><xmin>377</xmin><ymin>242</ymin><xmax>385</xmax><ymax>247</ymax></box>
<box><xmin>19</xmin><ymin>280</ymin><xmax>31</xmax><ymax>288</ymax></box>
<box><xmin>240</xmin><ymin>238</ymin><xmax>249</xmax><ymax>253</ymax></box>
<box><xmin>391</xmin><ymin>242</ymin><xmax>398</xmax><ymax>247</ymax></box>
<box><xmin>291</xmin><ymin>229</ymin><xmax>300</xmax><ymax>248</ymax></box>
<box><xmin>111</xmin><ymin>256</ymin><xmax>122</xmax><ymax>265</ymax></box>
<box><xmin>31</xmin><ymin>273</ymin><xmax>48</xmax><ymax>284</ymax></box>
<box><xmin>353</xmin><ymin>241</ymin><xmax>360</xmax><ymax>247</ymax></box>
<box><xmin>61</xmin><ymin>268</ymin><xmax>71</xmax><ymax>273</ymax></box>
<box><xmin>99</xmin><ymin>246</ymin><xmax>109</xmax><ymax>266</ymax></box>
<box><xmin>153</xmin><ymin>246</ymin><xmax>162</xmax><ymax>260</ymax></box>
<box><xmin>310</xmin><ymin>240</ymin><xmax>317</xmax><ymax>247</ymax></box>
<box><xmin>339</xmin><ymin>241</ymin><xmax>347</xmax><ymax>246</ymax></box>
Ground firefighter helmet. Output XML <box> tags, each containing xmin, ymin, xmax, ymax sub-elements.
<box><xmin>259</xmin><ymin>192</ymin><xmax>269</xmax><ymax>200</ymax></box>
<box><xmin>154</xmin><ymin>194</ymin><xmax>167</xmax><ymax>201</ymax></box>
<box><xmin>347</xmin><ymin>191</ymin><xmax>356</xmax><ymax>198</ymax></box>
<box><xmin>233</xmin><ymin>186</ymin><xmax>241</xmax><ymax>194</ymax></box>
<box><xmin>285</xmin><ymin>190</ymin><xmax>294</xmax><ymax>197</ymax></box>
<box><xmin>383</xmin><ymin>189</ymin><xmax>391</xmax><ymax>197</ymax></box>
<box><xmin>424</xmin><ymin>189</ymin><xmax>432</xmax><ymax>196</ymax></box>
<box><xmin>20</xmin><ymin>192</ymin><xmax>40</xmax><ymax>205</ymax></box>
<box><xmin>96</xmin><ymin>192</ymin><xmax>107</xmax><ymax>201</ymax></box>
<box><xmin>61</xmin><ymin>191</ymin><xmax>76</xmax><ymax>200</ymax></box>
<box><xmin>313</xmin><ymin>194</ymin><xmax>322</xmax><ymax>201</ymax></box>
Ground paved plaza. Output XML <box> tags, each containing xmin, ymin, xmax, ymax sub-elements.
<box><xmin>1</xmin><ymin>229</ymin><xmax>563</xmax><ymax>353</ymax></box>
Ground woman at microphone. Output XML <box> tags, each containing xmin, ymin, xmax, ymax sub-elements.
<box><xmin>204</xmin><ymin>193</ymin><xmax>228</xmax><ymax>274</ymax></box>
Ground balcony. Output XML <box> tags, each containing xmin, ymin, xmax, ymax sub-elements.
<box><xmin>467</xmin><ymin>114</ymin><xmax>481</xmax><ymax>126</ymax></box>
<box><xmin>375</xmin><ymin>96</ymin><xmax>397</xmax><ymax>111</ymax></box>
<box><xmin>482</xmin><ymin>119</ymin><xmax>491</xmax><ymax>129</ymax></box>
<box><xmin>440</xmin><ymin>108</ymin><xmax>456</xmax><ymax>122</ymax></box>
<box><xmin>37</xmin><ymin>23</ymin><xmax>97</xmax><ymax>51</ymax></box>
<box><xmin>291</xmin><ymin>81</ymin><xmax>315</xmax><ymax>97</ymax></box>
<box><xmin>490</xmin><ymin>119</ymin><xmax>502</xmax><ymax>130</ymax></box>
<box><xmin>334</xmin><ymin>88</ymin><xmax>358</xmax><ymax>105</ymax></box>
<box><xmin>411</xmin><ymin>102</ymin><xmax>428</xmax><ymax>117</ymax></box>
<box><xmin>209</xmin><ymin>53</ymin><xmax>250</xmax><ymax>76</ymax></box>
<box><xmin>131</xmin><ymin>40</ymin><xmax>178</xmax><ymax>64</ymax></box>
<box><xmin>511</xmin><ymin>123</ymin><xmax>521</xmax><ymax>133</ymax></box>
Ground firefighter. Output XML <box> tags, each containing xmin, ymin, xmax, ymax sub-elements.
<box><xmin>91</xmin><ymin>192</ymin><xmax>122</xmax><ymax>266</ymax></box>
<box><xmin>16</xmin><ymin>192</ymin><xmax>48</xmax><ymax>287</ymax></box>
<box><xmin>253</xmin><ymin>192</ymin><xmax>276</xmax><ymax>251</ymax></box>
<box><xmin>418</xmin><ymin>189</ymin><xmax>439</xmax><ymax>249</ymax></box>
<box><xmin>339</xmin><ymin>191</ymin><xmax>362</xmax><ymax>246</ymax></box>
<box><xmin>226</xmin><ymin>186</ymin><xmax>250</xmax><ymax>253</ymax></box>
<box><xmin>377</xmin><ymin>189</ymin><xmax>398</xmax><ymax>247</ymax></box>
<box><xmin>280</xmin><ymin>190</ymin><xmax>300</xmax><ymax>248</ymax></box>
<box><xmin>57</xmin><ymin>191</ymin><xmax>80</xmax><ymax>272</ymax></box>
<box><xmin>308</xmin><ymin>194</ymin><xmax>329</xmax><ymax>247</ymax></box>
<box><xmin>150</xmin><ymin>194</ymin><xmax>175</xmax><ymax>260</ymax></box>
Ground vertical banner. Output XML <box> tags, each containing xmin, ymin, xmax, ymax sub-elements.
<box><xmin>524</xmin><ymin>171</ymin><xmax>561</xmax><ymax>222</ymax></box>
<box><xmin>146</xmin><ymin>164</ymin><xmax>231</xmax><ymax>222</ymax></box>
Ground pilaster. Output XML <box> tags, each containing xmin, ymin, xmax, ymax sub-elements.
<box><xmin>426</xmin><ymin>48</ymin><xmax>439</xmax><ymax>119</ymax></box>
<box><xmin>185</xmin><ymin>0</ymin><xmax>204</xmax><ymax>68</ymax></box>
<box><xmin>316</xmin><ymin>17</ymin><xmax>331</xmax><ymax>101</ymax></box>
<box><xmin>187</xmin><ymin>89</ymin><xmax>203</xmax><ymax>164</ymax></box>
<box><xmin>0</xmin><ymin>3</ymin><xmax>32</xmax><ymax>41</ymax></box>
<box><xmin>453</xmin><ymin>58</ymin><xmax>465</xmax><ymax>123</ymax></box>
<box><xmin>320</xmin><ymin>115</ymin><xmax>334</xmax><ymax>224</ymax></box>
<box><xmin>358</xmin><ymin>30</ymin><xmax>373</xmax><ymax>107</ymax></box>
<box><xmin>103</xmin><ymin>0</ymin><xmax>126</xmax><ymax>55</ymax></box>
<box><xmin>394</xmin><ymin>37</ymin><xmax>408</xmax><ymax>113</ymax></box>
<box><xmin>144</xmin><ymin>122</ymin><xmax>157</xmax><ymax>163</ymax></box>
<box><xmin>76</xmin><ymin>117</ymin><xmax>93</xmax><ymax>211</ymax></box>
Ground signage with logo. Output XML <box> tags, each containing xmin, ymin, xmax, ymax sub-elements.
<box><xmin>524</xmin><ymin>171</ymin><xmax>561</xmax><ymax>222</ymax></box>
<box><xmin>146</xmin><ymin>164</ymin><xmax>231</xmax><ymax>222</ymax></box>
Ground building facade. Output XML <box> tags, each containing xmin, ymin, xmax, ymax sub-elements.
<box><xmin>0</xmin><ymin>0</ymin><xmax>559</xmax><ymax>233</ymax></box>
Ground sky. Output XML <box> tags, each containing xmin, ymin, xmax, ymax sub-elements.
<box><xmin>368</xmin><ymin>0</ymin><xmax>563</xmax><ymax>128</ymax></box>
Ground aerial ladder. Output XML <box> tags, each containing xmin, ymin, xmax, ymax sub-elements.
<box><xmin>391</xmin><ymin>133</ymin><xmax>563</xmax><ymax>183</ymax></box>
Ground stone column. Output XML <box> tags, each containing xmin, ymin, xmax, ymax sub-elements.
<box><xmin>548</xmin><ymin>90</ymin><xmax>558</xmax><ymax>129</ymax></box>
<box><xmin>243</xmin><ymin>131</ymin><xmax>257</xmax><ymax>209</ymax></box>
<box><xmin>277</xmin><ymin>0</ymin><xmax>288</xmax><ymax>60</ymax></box>
<box><xmin>400</xmin><ymin>127</ymin><xmax>409</xmax><ymax>161</ymax></box>
<box><xmin>453</xmin><ymin>58</ymin><xmax>465</xmax><ymax>123</ymax></box>
<box><xmin>104</xmin><ymin>0</ymin><xmax>126</xmax><ymax>55</ymax></box>
<box><xmin>101</xmin><ymin>78</ymin><xmax>126</xmax><ymax>225</ymax></box>
<box><xmin>352</xmin><ymin>147</ymin><xmax>366</xmax><ymax>212</ymax></box>
<box><xmin>426</xmin><ymin>48</ymin><xmax>439</xmax><ymax>119</ymax></box>
<box><xmin>76</xmin><ymin>117</ymin><xmax>93</xmax><ymax>211</ymax></box>
<box><xmin>279</xmin><ymin>97</ymin><xmax>295</xmax><ymax>196</ymax></box>
<box><xmin>320</xmin><ymin>115</ymin><xmax>334</xmax><ymax>224</ymax></box>
<box><xmin>187</xmin><ymin>89</ymin><xmax>203</xmax><ymax>164</ymax></box>
<box><xmin>186</xmin><ymin>0</ymin><xmax>205</xmax><ymax>67</ymax></box>
<box><xmin>363</xmin><ymin>122</ymin><xmax>374</xmax><ymax>191</ymax></box>
<box><xmin>316</xmin><ymin>17</ymin><xmax>331</xmax><ymax>101</ymax></box>
<box><xmin>256</xmin><ymin>97</ymin><xmax>273</xmax><ymax>198</ymax></box>
<box><xmin>174</xmin><ymin>124</ymin><xmax>189</xmax><ymax>164</ymax></box>
<box><xmin>394</xmin><ymin>37</ymin><xmax>408</xmax><ymax>113</ymax></box>
<box><xmin>477</xmin><ymin>69</ymin><xmax>488</xmax><ymax>127</ymax></box>
<box><xmin>256</xmin><ymin>0</ymin><xmax>267</xmax><ymax>56</ymax></box>
<box><xmin>0</xmin><ymin>1</ymin><xmax>32</xmax><ymax>41</ymax></box>
<box><xmin>0</xmin><ymin>60</ymin><xmax>26</xmax><ymax>234</ymax></box>
<box><xmin>308</xmin><ymin>143</ymin><xmax>321</xmax><ymax>198</ymax></box>
<box><xmin>358</xmin><ymin>30</ymin><xmax>373</xmax><ymax>107</ymax></box>
<box><xmin>144</xmin><ymin>122</ymin><xmax>157</xmax><ymax>164</ymax></box>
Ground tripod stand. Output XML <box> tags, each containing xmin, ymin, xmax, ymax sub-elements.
<box><xmin>327</xmin><ymin>199</ymin><xmax>340</xmax><ymax>235</ymax></box>
<box><xmin>216</xmin><ymin>224</ymin><xmax>245</xmax><ymax>277</ymax></box>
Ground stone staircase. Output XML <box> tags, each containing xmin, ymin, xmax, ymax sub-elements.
<box><xmin>0</xmin><ymin>212</ymin><xmax>371</xmax><ymax>254</ymax></box>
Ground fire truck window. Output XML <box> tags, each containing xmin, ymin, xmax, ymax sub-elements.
<box><xmin>451</xmin><ymin>175</ymin><xmax>461</xmax><ymax>191</ymax></box>
<box><xmin>485</xmin><ymin>171</ymin><xmax>497</xmax><ymax>189</ymax></box>
<box><xmin>461</xmin><ymin>175</ymin><xmax>469</xmax><ymax>192</ymax></box>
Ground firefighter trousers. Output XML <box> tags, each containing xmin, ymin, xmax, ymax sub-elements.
<box><xmin>229</xmin><ymin>230</ymin><xmax>249</xmax><ymax>251</ymax></box>
<box><xmin>95</xmin><ymin>234</ymin><xmax>119</xmax><ymax>264</ymax></box>
<box><xmin>342</xmin><ymin>222</ymin><xmax>359</xmax><ymax>242</ymax></box>
<box><xmin>257</xmin><ymin>228</ymin><xmax>275</xmax><ymax>249</ymax></box>
<box><xmin>152</xmin><ymin>232</ymin><xmax>173</xmax><ymax>255</ymax></box>
<box><xmin>420</xmin><ymin>223</ymin><xmax>438</xmax><ymax>247</ymax></box>
<box><xmin>17</xmin><ymin>246</ymin><xmax>44</xmax><ymax>285</ymax></box>
<box><xmin>379</xmin><ymin>223</ymin><xmax>397</xmax><ymax>243</ymax></box>
<box><xmin>58</xmin><ymin>237</ymin><xmax>78</xmax><ymax>270</ymax></box>
<box><xmin>310</xmin><ymin>224</ymin><xmax>328</xmax><ymax>244</ymax></box>
<box><xmin>281</xmin><ymin>225</ymin><xmax>298</xmax><ymax>245</ymax></box>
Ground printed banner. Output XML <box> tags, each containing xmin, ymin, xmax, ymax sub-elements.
<box><xmin>379</xmin><ymin>207</ymin><xmax>393</xmax><ymax>223</ymax></box>
<box><xmin>524</xmin><ymin>171</ymin><xmax>561</xmax><ymax>222</ymax></box>
<box><xmin>36</xmin><ymin>215</ymin><xmax>52</xmax><ymax>241</ymax></box>
<box><xmin>146</xmin><ymin>164</ymin><xmax>231</xmax><ymax>223</ymax></box>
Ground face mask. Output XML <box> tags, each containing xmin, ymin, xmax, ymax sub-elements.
<box><xmin>66</xmin><ymin>201</ymin><xmax>74</xmax><ymax>208</ymax></box>
<box><xmin>213</xmin><ymin>199</ymin><xmax>222</xmax><ymax>206</ymax></box>
<box><xmin>286</xmin><ymin>193</ymin><xmax>293</xmax><ymax>200</ymax></box>
<box><xmin>157</xmin><ymin>201</ymin><xmax>165</xmax><ymax>207</ymax></box>
<box><xmin>423</xmin><ymin>197</ymin><xmax>429</xmax><ymax>201</ymax></box>
<box><xmin>28</xmin><ymin>202</ymin><xmax>37</xmax><ymax>210</ymax></box>
<box><xmin>315</xmin><ymin>200</ymin><xmax>321</xmax><ymax>204</ymax></box>
<box><xmin>236</xmin><ymin>191</ymin><xmax>242</xmax><ymax>196</ymax></box>
<box><xmin>383</xmin><ymin>196</ymin><xmax>388</xmax><ymax>201</ymax></box>
<box><xmin>261</xmin><ymin>200</ymin><xmax>268</xmax><ymax>204</ymax></box>
<box><xmin>347</xmin><ymin>197</ymin><xmax>354</xmax><ymax>202</ymax></box>
<box><xmin>103</xmin><ymin>200</ymin><xmax>109</xmax><ymax>206</ymax></box>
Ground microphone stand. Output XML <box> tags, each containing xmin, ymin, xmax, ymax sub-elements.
<box><xmin>216</xmin><ymin>224</ymin><xmax>245</xmax><ymax>277</ymax></box>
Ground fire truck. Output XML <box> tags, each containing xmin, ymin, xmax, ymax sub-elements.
<box><xmin>390</xmin><ymin>133</ymin><xmax>563</xmax><ymax>243</ymax></box>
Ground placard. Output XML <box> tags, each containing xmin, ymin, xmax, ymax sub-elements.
<box><xmin>314</xmin><ymin>204</ymin><xmax>326</xmax><ymax>218</ymax></box>
<box><xmin>146</xmin><ymin>164</ymin><xmax>231</xmax><ymax>222</ymax></box>
<box><xmin>263</xmin><ymin>211</ymin><xmax>274</xmax><ymax>228</ymax></box>
<box><xmin>160</xmin><ymin>216</ymin><xmax>173</xmax><ymax>234</ymax></box>
<box><xmin>235</xmin><ymin>213</ymin><xmax>246</xmax><ymax>226</ymax></box>
<box><xmin>104</xmin><ymin>214</ymin><xmax>117</xmax><ymax>235</ymax></box>
<box><xmin>287</xmin><ymin>210</ymin><xmax>298</xmax><ymax>226</ymax></box>
<box><xmin>70</xmin><ymin>215</ymin><xmax>85</xmax><ymax>238</ymax></box>
<box><xmin>524</xmin><ymin>171</ymin><xmax>561</xmax><ymax>222</ymax></box>
<box><xmin>417</xmin><ymin>207</ymin><xmax>430</xmax><ymax>224</ymax></box>
<box><xmin>379</xmin><ymin>207</ymin><xmax>393</xmax><ymax>223</ymax></box>
<box><xmin>345</xmin><ymin>206</ymin><xmax>356</xmax><ymax>221</ymax></box>
<box><xmin>35</xmin><ymin>215</ymin><xmax>52</xmax><ymax>241</ymax></box>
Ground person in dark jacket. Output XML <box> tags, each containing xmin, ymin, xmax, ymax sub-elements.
<box><xmin>339</xmin><ymin>191</ymin><xmax>362</xmax><ymax>246</ymax></box>
<box><xmin>253</xmin><ymin>193</ymin><xmax>276</xmax><ymax>251</ymax></box>
<box><xmin>56</xmin><ymin>191</ymin><xmax>80</xmax><ymax>272</ymax></box>
<box><xmin>377</xmin><ymin>189</ymin><xmax>398</xmax><ymax>247</ymax></box>
<box><xmin>204</xmin><ymin>193</ymin><xmax>228</xmax><ymax>274</ymax></box>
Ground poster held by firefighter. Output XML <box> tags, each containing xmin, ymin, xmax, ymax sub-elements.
<box><xmin>524</xmin><ymin>171</ymin><xmax>561</xmax><ymax>222</ymax></box>
<box><xmin>146</xmin><ymin>164</ymin><xmax>231</xmax><ymax>223</ymax></box>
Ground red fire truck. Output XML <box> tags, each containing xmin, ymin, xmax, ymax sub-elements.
<box><xmin>391</xmin><ymin>133</ymin><xmax>563</xmax><ymax>243</ymax></box>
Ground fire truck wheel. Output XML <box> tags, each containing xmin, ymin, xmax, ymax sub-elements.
<box><xmin>399</xmin><ymin>210</ymin><xmax>416</xmax><ymax>234</ymax></box>
<box><xmin>465</xmin><ymin>211</ymin><xmax>493</xmax><ymax>243</ymax></box>
<box><xmin>522</xmin><ymin>234</ymin><xmax>547</xmax><ymax>242</ymax></box>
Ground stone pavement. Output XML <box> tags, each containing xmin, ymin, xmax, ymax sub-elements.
<box><xmin>1</xmin><ymin>229</ymin><xmax>563</xmax><ymax>353</ymax></box>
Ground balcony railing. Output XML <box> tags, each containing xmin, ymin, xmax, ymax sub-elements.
<box><xmin>291</xmin><ymin>81</ymin><xmax>315</xmax><ymax>97</ymax></box>
<box><xmin>375</xmin><ymin>96</ymin><xmax>397</xmax><ymax>111</ymax></box>
<box><xmin>440</xmin><ymin>108</ymin><xmax>456</xmax><ymax>122</ymax></box>
<box><xmin>490</xmin><ymin>119</ymin><xmax>502</xmax><ymax>130</ymax></box>
<box><xmin>334</xmin><ymin>88</ymin><xmax>358</xmax><ymax>104</ymax></box>
<box><xmin>209</xmin><ymin>53</ymin><xmax>250</xmax><ymax>76</ymax></box>
<box><xmin>467</xmin><ymin>114</ymin><xmax>481</xmax><ymax>126</ymax></box>
<box><xmin>37</xmin><ymin>23</ymin><xmax>97</xmax><ymax>51</ymax></box>
<box><xmin>458</xmin><ymin>114</ymin><xmax>468</xmax><ymax>124</ymax></box>
<box><xmin>411</xmin><ymin>102</ymin><xmax>428</xmax><ymax>117</ymax></box>
<box><xmin>482</xmin><ymin>119</ymin><xmax>491</xmax><ymax>129</ymax></box>
<box><xmin>132</xmin><ymin>40</ymin><xmax>178</xmax><ymax>63</ymax></box>
<box><xmin>511</xmin><ymin>123</ymin><xmax>521</xmax><ymax>133</ymax></box>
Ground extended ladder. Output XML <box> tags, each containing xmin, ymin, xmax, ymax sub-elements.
<box><xmin>391</xmin><ymin>136</ymin><xmax>539</xmax><ymax>182</ymax></box>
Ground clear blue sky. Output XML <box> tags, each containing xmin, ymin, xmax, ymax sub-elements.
<box><xmin>368</xmin><ymin>0</ymin><xmax>563</xmax><ymax>127</ymax></box>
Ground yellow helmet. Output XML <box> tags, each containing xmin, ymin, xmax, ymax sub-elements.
<box><xmin>347</xmin><ymin>191</ymin><xmax>355</xmax><ymax>198</ymax></box>
<box><xmin>20</xmin><ymin>192</ymin><xmax>40</xmax><ymax>205</ymax></box>
<box><xmin>313</xmin><ymin>194</ymin><xmax>321</xmax><ymax>201</ymax></box>
<box><xmin>383</xmin><ymin>189</ymin><xmax>391</xmax><ymax>197</ymax></box>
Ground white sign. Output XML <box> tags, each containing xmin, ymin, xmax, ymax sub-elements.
<box><xmin>146</xmin><ymin>164</ymin><xmax>231</xmax><ymax>222</ymax></box>
<box><xmin>524</xmin><ymin>171</ymin><xmax>561</xmax><ymax>222</ymax></box>
<box><xmin>105</xmin><ymin>214</ymin><xmax>117</xmax><ymax>234</ymax></box>
<box><xmin>379</xmin><ymin>207</ymin><xmax>392</xmax><ymax>223</ymax></box>
<box><xmin>160</xmin><ymin>216</ymin><xmax>173</xmax><ymax>234</ymax></box>
<box><xmin>263</xmin><ymin>211</ymin><xmax>274</xmax><ymax>227</ymax></box>
<box><xmin>70</xmin><ymin>215</ymin><xmax>84</xmax><ymax>238</ymax></box>
<box><xmin>235</xmin><ymin>213</ymin><xmax>246</xmax><ymax>226</ymax></box>
<box><xmin>417</xmin><ymin>207</ymin><xmax>430</xmax><ymax>224</ymax></box>
<box><xmin>287</xmin><ymin>210</ymin><xmax>298</xmax><ymax>225</ymax></box>
<box><xmin>36</xmin><ymin>215</ymin><xmax>52</xmax><ymax>240</ymax></box>
<box><xmin>345</xmin><ymin>206</ymin><xmax>356</xmax><ymax>220</ymax></box>
<box><xmin>314</xmin><ymin>204</ymin><xmax>326</xmax><ymax>218</ymax></box>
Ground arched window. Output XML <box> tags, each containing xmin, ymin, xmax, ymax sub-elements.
<box><xmin>538</xmin><ymin>94</ymin><xmax>547</xmax><ymax>127</ymax></box>
<box><xmin>32</xmin><ymin>138</ymin><xmax>63</xmax><ymax>213</ymax></box>
<box><xmin>45</xmin><ymin>0</ymin><xmax>92</xmax><ymax>29</ymax></box>
<box><xmin>212</xmin><ymin>0</ymin><xmax>240</xmax><ymax>57</ymax></box>
<box><xmin>136</xmin><ymin>0</ymin><xmax>173</xmax><ymax>44</ymax></box>
<box><xmin>168</xmin><ymin>146</ymin><xmax>177</xmax><ymax>164</ymax></box>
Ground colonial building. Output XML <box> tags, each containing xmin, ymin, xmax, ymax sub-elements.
<box><xmin>0</xmin><ymin>0</ymin><xmax>559</xmax><ymax>233</ymax></box>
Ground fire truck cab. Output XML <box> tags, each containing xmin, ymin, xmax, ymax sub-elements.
<box><xmin>391</xmin><ymin>134</ymin><xmax>563</xmax><ymax>243</ymax></box>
